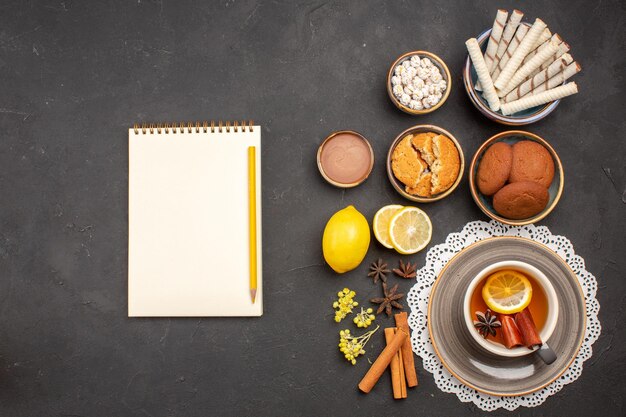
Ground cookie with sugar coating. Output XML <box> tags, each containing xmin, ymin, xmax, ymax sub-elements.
<box><xmin>392</xmin><ymin>135</ymin><xmax>427</xmax><ymax>189</ymax></box>
<box><xmin>430</xmin><ymin>134</ymin><xmax>461</xmax><ymax>195</ymax></box>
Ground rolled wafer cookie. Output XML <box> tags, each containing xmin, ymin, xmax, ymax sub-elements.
<box><xmin>494</xmin><ymin>18</ymin><xmax>547</xmax><ymax>90</ymax></box>
<box><xmin>504</xmin><ymin>55</ymin><xmax>573</xmax><ymax>102</ymax></box>
<box><xmin>485</xmin><ymin>10</ymin><xmax>508</xmax><ymax>72</ymax></box>
<box><xmin>494</xmin><ymin>10</ymin><xmax>524</xmax><ymax>68</ymax></box>
<box><xmin>498</xmin><ymin>39</ymin><xmax>560</xmax><ymax>97</ymax></box>
<box><xmin>500</xmin><ymin>82</ymin><xmax>578</xmax><ymax>115</ymax></box>
<box><xmin>476</xmin><ymin>9</ymin><xmax>508</xmax><ymax>91</ymax></box>
<box><xmin>466</xmin><ymin>38</ymin><xmax>501</xmax><ymax>111</ymax></box>
<box><xmin>522</xmin><ymin>32</ymin><xmax>560</xmax><ymax>65</ymax></box>
<box><xmin>520</xmin><ymin>62</ymin><xmax>581</xmax><ymax>98</ymax></box>
<box><xmin>491</xmin><ymin>24</ymin><xmax>529</xmax><ymax>83</ymax></box>
<box><xmin>526</xmin><ymin>42</ymin><xmax>571</xmax><ymax>81</ymax></box>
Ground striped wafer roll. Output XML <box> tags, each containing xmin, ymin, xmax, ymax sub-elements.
<box><xmin>498</xmin><ymin>39</ymin><xmax>561</xmax><ymax>97</ymax></box>
<box><xmin>522</xmin><ymin>33</ymin><xmax>560</xmax><ymax>65</ymax></box>
<box><xmin>539</xmin><ymin>42</ymin><xmax>570</xmax><ymax>72</ymax></box>
<box><xmin>476</xmin><ymin>9</ymin><xmax>508</xmax><ymax>91</ymax></box>
<box><xmin>503</xmin><ymin>55</ymin><xmax>573</xmax><ymax>102</ymax></box>
<box><xmin>525</xmin><ymin>42</ymin><xmax>571</xmax><ymax>81</ymax></box>
<box><xmin>484</xmin><ymin>9</ymin><xmax>508</xmax><ymax>72</ymax></box>
<box><xmin>495</xmin><ymin>18</ymin><xmax>547</xmax><ymax>90</ymax></box>
<box><xmin>533</xmin><ymin>28</ymin><xmax>552</xmax><ymax>49</ymax></box>
<box><xmin>466</xmin><ymin>38</ymin><xmax>501</xmax><ymax>111</ymax></box>
<box><xmin>500</xmin><ymin>82</ymin><xmax>578</xmax><ymax>115</ymax></box>
<box><xmin>490</xmin><ymin>24</ymin><xmax>530</xmax><ymax>83</ymax></box>
<box><xmin>521</xmin><ymin>62</ymin><xmax>581</xmax><ymax>98</ymax></box>
<box><xmin>493</xmin><ymin>10</ymin><xmax>524</xmax><ymax>70</ymax></box>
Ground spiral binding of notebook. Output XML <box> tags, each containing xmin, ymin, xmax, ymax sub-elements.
<box><xmin>132</xmin><ymin>120</ymin><xmax>254</xmax><ymax>135</ymax></box>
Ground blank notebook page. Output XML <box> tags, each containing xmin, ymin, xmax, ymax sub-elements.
<box><xmin>128</xmin><ymin>126</ymin><xmax>262</xmax><ymax>317</ymax></box>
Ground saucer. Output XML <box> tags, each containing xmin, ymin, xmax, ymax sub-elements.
<box><xmin>427</xmin><ymin>236</ymin><xmax>586</xmax><ymax>396</ymax></box>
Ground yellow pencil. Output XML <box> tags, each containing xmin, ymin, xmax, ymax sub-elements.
<box><xmin>248</xmin><ymin>146</ymin><xmax>257</xmax><ymax>303</ymax></box>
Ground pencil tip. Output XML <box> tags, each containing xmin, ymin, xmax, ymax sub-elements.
<box><xmin>250</xmin><ymin>289</ymin><xmax>257</xmax><ymax>303</ymax></box>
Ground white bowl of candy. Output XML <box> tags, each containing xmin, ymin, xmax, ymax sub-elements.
<box><xmin>387</xmin><ymin>51</ymin><xmax>451</xmax><ymax>115</ymax></box>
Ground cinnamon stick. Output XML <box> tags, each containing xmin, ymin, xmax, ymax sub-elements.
<box><xmin>394</xmin><ymin>312</ymin><xmax>418</xmax><ymax>387</ymax></box>
<box><xmin>384</xmin><ymin>328</ymin><xmax>406</xmax><ymax>399</ymax></box>
<box><xmin>515</xmin><ymin>308</ymin><xmax>542</xmax><ymax>349</ymax></box>
<box><xmin>499</xmin><ymin>315</ymin><xmax>523</xmax><ymax>349</ymax></box>
<box><xmin>358</xmin><ymin>328</ymin><xmax>407</xmax><ymax>393</ymax></box>
<box><xmin>396</xmin><ymin>329</ymin><xmax>407</xmax><ymax>399</ymax></box>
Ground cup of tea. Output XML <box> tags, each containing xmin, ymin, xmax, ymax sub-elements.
<box><xmin>463</xmin><ymin>260</ymin><xmax>559</xmax><ymax>358</ymax></box>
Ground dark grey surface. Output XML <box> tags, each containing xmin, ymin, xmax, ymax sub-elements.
<box><xmin>0</xmin><ymin>0</ymin><xmax>624</xmax><ymax>416</ymax></box>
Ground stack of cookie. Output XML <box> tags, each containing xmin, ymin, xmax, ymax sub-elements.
<box><xmin>391</xmin><ymin>132</ymin><xmax>461</xmax><ymax>198</ymax></box>
<box><xmin>477</xmin><ymin>140</ymin><xmax>554</xmax><ymax>219</ymax></box>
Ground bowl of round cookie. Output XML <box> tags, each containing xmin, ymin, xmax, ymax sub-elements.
<box><xmin>469</xmin><ymin>130</ymin><xmax>564</xmax><ymax>226</ymax></box>
<box><xmin>387</xmin><ymin>51</ymin><xmax>451</xmax><ymax>115</ymax></box>
<box><xmin>387</xmin><ymin>125</ymin><xmax>464</xmax><ymax>203</ymax></box>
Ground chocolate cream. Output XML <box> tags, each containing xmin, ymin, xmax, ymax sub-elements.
<box><xmin>319</xmin><ymin>132</ymin><xmax>373</xmax><ymax>186</ymax></box>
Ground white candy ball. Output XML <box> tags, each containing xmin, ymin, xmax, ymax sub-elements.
<box><xmin>422</xmin><ymin>97</ymin><xmax>432</xmax><ymax>109</ymax></box>
<box><xmin>406</xmin><ymin>66</ymin><xmax>417</xmax><ymax>79</ymax></box>
<box><xmin>404</xmin><ymin>85</ymin><xmax>415</xmax><ymax>95</ymax></box>
<box><xmin>400</xmin><ymin>93</ymin><xmax>411</xmax><ymax>105</ymax></box>
<box><xmin>409</xmin><ymin>100</ymin><xmax>422</xmax><ymax>110</ymax></box>
<box><xmin>412</xmin><ymin>77</ymin><xmax>424</xmax><ymax>90</ymax></box>
<box><xmin>394</xmin><ymin>65</ymin><xmax>405</xmax><ymax>76</ymax></box>
<box><xmin>402</xmin><ymin>60</ymin><xmax>412</xmax><ymax>69</ymax></box>
<box><xmin>391</xmin><ymin>75</ymin><xmax>401</xmax><ymax>86</ymax></box>
<box><xmin>410</xmin><ymin>56</ymin><xmax>421</xmax><ymax>67</ymax></box>
<box><xmin>417</xmin><ymin>67</ymin><xmax>431</xmax><ymax>80</ymax></box>
<box><xmin>430</xmin><ymin>72</ymin><xmax>442</xmax><ymax>83</ymax></box>
<box><xmin>412</xmin><ymin>89</ymin><xmax>424</xmax><ymax>100</ymax></box>
<box><xmin>392</xmin><ymin>84</ymin><xmax>404</xmax><ymax>97</ymax></box>
<box><xmin>420</xmin><ymin>57</ymin><xmax>433</xmax><ymax>68</ymax></box>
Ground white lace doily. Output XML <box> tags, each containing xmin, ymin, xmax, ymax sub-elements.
<box><xmin>406</xmin><ymin>220</ymin><xmax>601</xmax><ymax>411</ymax></box>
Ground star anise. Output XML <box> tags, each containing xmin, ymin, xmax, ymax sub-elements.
<box><xmin>393</xmin><ymin>259</ymin><xmax>417</xmax><ymax>279</ymax></box>
<box><xmin>368</xmin><ymin>258</ymin><xmax>390</xmax><ymax>284</ymax></box>
<box><xmin>473</xmin><ymin>309</ymin><xmax>501</xmax><ymax>338</ymax></box>
<box><xmin>370</xmin><ymin>282</ymin><xmax>405</xmax><ymax>316</ymax></box>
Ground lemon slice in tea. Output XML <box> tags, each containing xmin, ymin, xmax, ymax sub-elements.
<box><xmin>482</xmin><ymin>270</ymin><xmax>533</xmax><ymax>315</ymax></box>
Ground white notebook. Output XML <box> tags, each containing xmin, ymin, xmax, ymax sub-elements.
<box><xmin>128</xmin><ymin>121</ymin><xmax>262</xmax><ymax>317</ymax></box>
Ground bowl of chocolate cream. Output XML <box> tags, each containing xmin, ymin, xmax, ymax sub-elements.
<box><xmin>317</xmin><ymin>131</ymin><xmax>374</xmax><ymax>188</ymax></box>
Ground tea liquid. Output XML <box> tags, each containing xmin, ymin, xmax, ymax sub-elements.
<box><xmin>469</xmin><ymin>271</ymin><xmax>548</xmax><ymax>343</ymax></box>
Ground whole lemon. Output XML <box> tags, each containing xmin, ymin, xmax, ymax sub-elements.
<box><xmin>322</xmin><ymin>205</ymin><xmax>371</xmax><ymax>273</ymax></box>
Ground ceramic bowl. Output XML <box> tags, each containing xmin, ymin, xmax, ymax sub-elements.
<box><xmin>463</xmin><ymin>260</ymin><xmax>559</xmax><ymax>357</ymax></box>
<box><xmin>428</xmin><ymin>237</ymin><xmax>586</xmax><ymax>396</ymax></box>
<box><xmin>387</xmin><ymin>51</ymin><xmax>451</xmax><ymax>115</ymax></box>
<box><xmin>387</xmin><ymin>124</ymin><xmax>464</xmax><ymax>203</ymax></box>
<box><xmin>469</xmin><ymin>130</ymin><xmax>563</xmax><ymax>226</ymax></box>
<box><xmin>462</xmin><ymin>24</ymin><xmax>561</xmax><ymax>125</ymax></box>
<box><xmin>317</xmin><ymin>130</ymin><xmax>374</xmax><ymax>188</ymax></box>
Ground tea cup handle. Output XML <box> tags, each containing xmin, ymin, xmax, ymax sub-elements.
<box><xmin>535</xmin><ymin>343</ymin><xmax>557</xmax><ymax>365</ymax></box>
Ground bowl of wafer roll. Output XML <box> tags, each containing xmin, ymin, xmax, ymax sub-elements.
<box><xmin>463</xmin><ymin>9</ymin><xmax>581</xmax><ymax>125</ymax></box>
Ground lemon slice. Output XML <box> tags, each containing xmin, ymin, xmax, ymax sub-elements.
<box><xmin>373</xmin><ymin>205</ymin><xmax>404</xmax><ymax>248</ymax></box>
<box><xmin>482</xmin><ymin>270</ymin><xmax>533</xmax><ymax>314</ymax></box>
<box><xmin>388</xmin><ymin>207</ymin><xmax>432</xmax><ymax>254</ymax></box>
